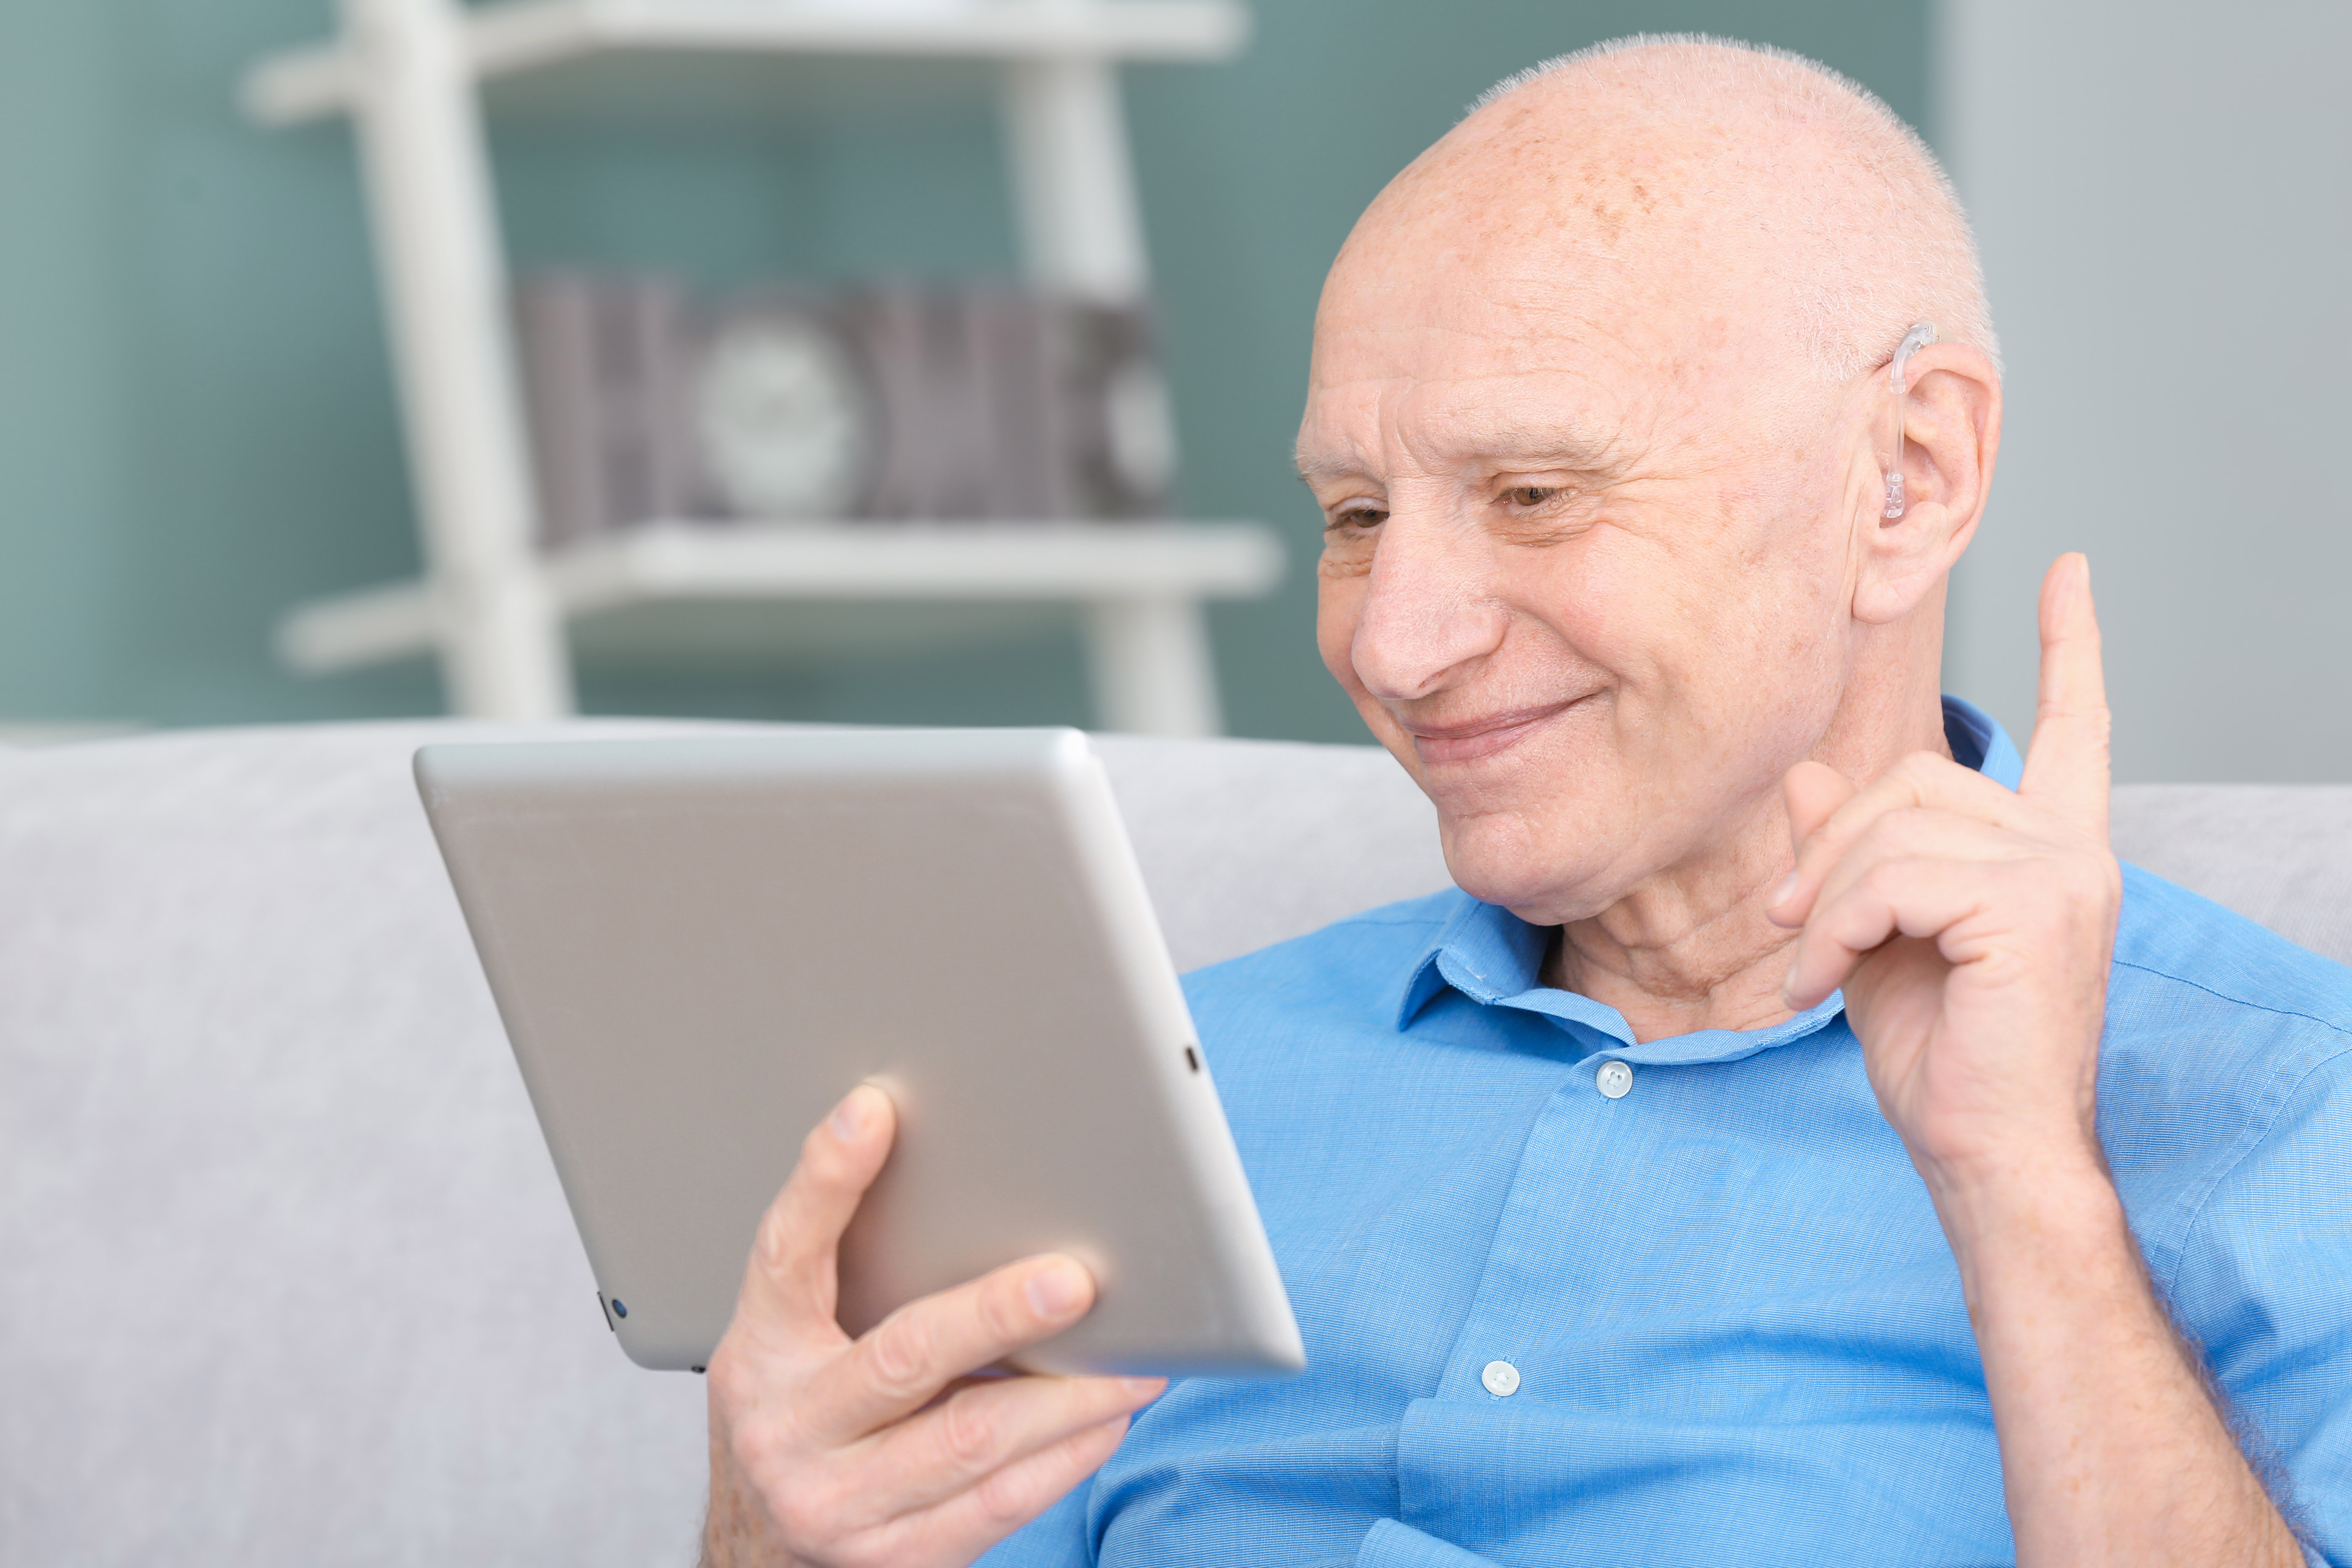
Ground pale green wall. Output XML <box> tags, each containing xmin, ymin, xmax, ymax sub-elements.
<box><xmin>0</xmin><ymin>0</ymin><xmax>1929</xmax><ymax>738</ymax></box>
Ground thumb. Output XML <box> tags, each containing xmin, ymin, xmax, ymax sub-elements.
<box><xmin>1784</xmin><ymin>760</ymin><xmax>1858</xmax><ymax>853</ymax></box>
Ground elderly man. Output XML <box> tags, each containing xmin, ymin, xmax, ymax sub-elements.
<box><xmin>701</xmin><ymin>36</ymin><xmax>2349</xmax><ymax>1568</ymax></box>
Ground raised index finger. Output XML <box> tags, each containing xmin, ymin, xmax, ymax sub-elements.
<box><xmin>2017</xmin><ymin>552</ymin><xmax>2111</xmax><ymax>833</ymax></box>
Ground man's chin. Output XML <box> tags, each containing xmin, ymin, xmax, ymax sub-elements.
<box><xmin>1437</xmin><ymin>813</ymin><xmax>1621</xmax><ymax>927</ymax></box>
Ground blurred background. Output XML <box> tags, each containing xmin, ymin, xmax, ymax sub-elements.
<box><xmin>0</xmin><ymin>0</ymin><xmax>2342</xmax><ymax>777</ymax></box>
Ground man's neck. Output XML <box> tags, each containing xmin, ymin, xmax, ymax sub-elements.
<box><xmin>1542</xmin><ymin>806</ymin><xmax>1810</xmax><ymax>1041</ymax></box>
<box><xmin>1540</xmin><ymin>682</ymin><xmax>1955</xmax><ymax>1044</ymax></box>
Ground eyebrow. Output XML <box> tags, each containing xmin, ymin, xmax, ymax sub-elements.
<box><xmin>1454</xmin><ymin>417</ymin><xmax>1622</xmax><ymax>471</ymax></box>
<box><xmin>1295</xmin><ymin>421</ymin><xmax>1621</xmax><ymax>485</ymax></box>
<box><xmin>1295</xmin><ymin>453</ymin><xmax>1371</xmax><ymax>485</ymax></box>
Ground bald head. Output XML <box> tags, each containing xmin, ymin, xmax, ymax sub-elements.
<box><xmin>1339</xmin><ymin>34</ymin><xmax>1996</xmax><ymax>392</ymax></box>
<box><xmin>1299</xmin><ymin>35</ymin><xmax>2005</xmax><ymax>932</ymax></box>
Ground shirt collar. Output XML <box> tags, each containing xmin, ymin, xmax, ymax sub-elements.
<box><xmin>1942</xmin><ymin>693</ymin><xmax>2023</xmax><ymax>789</ymax></box>
<box><xmin>1388</xmin><ymin>694</ymin><xmax>2022</xmax><ymax>1058</ymax></box>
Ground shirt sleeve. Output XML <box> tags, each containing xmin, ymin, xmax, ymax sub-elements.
<box><xmin>1355</xmin><ymin>1519</ymin><xmax>1504</xmax><ymax>1567</ymax></box>
<box><xmin>2163</xmin><ymin>1044</ymin><xmax>2352</xmax><ymax>1566</ymax></box>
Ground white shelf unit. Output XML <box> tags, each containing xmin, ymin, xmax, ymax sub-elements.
<box><xmin>241</xmin><ymin>0</ymin><xmax>1276</xmax><ymax>735</ymax></box>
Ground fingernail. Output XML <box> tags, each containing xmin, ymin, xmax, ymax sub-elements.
<box><xmin>1123</xmin><ymin>1376</ymin><xmax>1167</xmax><ymax>1399</ymax></box>
<box><xmin>1026</xmin><ymin>1259</ymin><xmax>1089</xmax><ymax>1320</ymax></box>
<box><xmin>1769</xmin><ymin>872</ymin><xmax>1799</xmax><ymax>908</ymax></box>
<box><xmin>827</xmin><ymin>1090</ymin><xmax>867</xmax><ymax>1142</ymax></box>
<box><xmin>1780</xmin><ymin>957</ymin><xmax>1802</xmax><ymax>1004</ymax></box>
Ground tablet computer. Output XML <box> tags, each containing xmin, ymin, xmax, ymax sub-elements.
<box><xmin>414</xmin><ymin>728</ymin><xmax>1304</xmax><ymax>1379</ymax></box>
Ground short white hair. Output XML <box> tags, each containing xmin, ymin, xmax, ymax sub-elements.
<box><xmin>1472</xmin><ymin>34</ymin><xmax>2001</xmax><ymax>383</ymax></box>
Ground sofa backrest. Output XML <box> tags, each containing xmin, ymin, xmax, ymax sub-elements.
<box><xmin>2107</xmin><ymin>783</ymin><xmax>2352</xmax><ymax>966</ymax></box>
<box><xmin>0</xmin><ymin>721</ymin><xmax>2342</xmax><ymax>1567</ymax></box>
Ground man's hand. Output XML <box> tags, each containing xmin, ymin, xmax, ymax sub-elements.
<box><xmin>702</xmin><ymin>1085</ymin><xmax>1165</xmax><ymax>1568</ymax></box>
<box><xmin>1770</xmin><ymin>551</ymin><xmax>2118</xmax><ymax>1193</ymax></box>
<box><xmin>1767</xmin><ymin>554</ymin><xmax>2302</xmax><ymax>1568</ymax></box>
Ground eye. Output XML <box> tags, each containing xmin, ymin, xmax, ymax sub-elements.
<box><xmin>1501</xmin><ymin>485</ymin><xmax>1563</xmax><ymax>509</ymax></box>
<box><xmin>1325</xmin><ymin>503</ymin><xmax>1388</xmax><ymax>532</ymax></box>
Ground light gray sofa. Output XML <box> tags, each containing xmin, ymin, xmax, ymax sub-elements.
<box><xmin>3</xmin><ymin>721</ymin><xmax>2346</xmax><ymax>1567</ymax></box>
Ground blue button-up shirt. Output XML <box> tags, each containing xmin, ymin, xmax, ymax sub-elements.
<box><xmin>988</xmin><ymin>700</ymin><xmax>2352</xmax><ymax>1567</ymax></box>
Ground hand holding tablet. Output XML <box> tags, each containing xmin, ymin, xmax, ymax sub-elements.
<box><xmin>702</xmin><ymin>1084</ymin><xmax>1165</xmax><ymax>1568</ymax></box>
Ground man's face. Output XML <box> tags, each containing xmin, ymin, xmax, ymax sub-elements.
<box><xmin>1300</xmin><ymin>222</ymin><xmax>1878</xmax><ymax>926</ymax></box>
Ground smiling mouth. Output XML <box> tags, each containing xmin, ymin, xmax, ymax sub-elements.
<box><xmin>1401</xmin><ymin>698</ymin><xmax>1584</xmax><ymax>765</ymax></box>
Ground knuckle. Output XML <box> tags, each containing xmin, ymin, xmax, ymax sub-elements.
<box><xmin>864</xmin><ymin>1308</ymin><xmax>940</xmax><ymax>1399</ymax></box>
<box><xmin>970</xmin><ymin>1461</ymin><xmax>1037</xmax><ymax>1528</ymax></box>
<box><xmin>750</xmin><ymin>1205</ymin><xmax>800</xmax><ymax>1277</ymax></box>
<box><xmin>938</xmin><ymin>1389</ymin><xmax>1001</xmax><ymax>1469</ymax></box>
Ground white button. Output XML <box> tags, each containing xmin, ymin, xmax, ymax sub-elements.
<box><xmin>1481</xmin><ymin>1359</ymin><xmax>1521</xmax><ymax>1397</ymax></box>
<box><xmin>1596</xmin><ymin>1059</ymin><xmax>1634</xmax><ymax>1099</ymax></box>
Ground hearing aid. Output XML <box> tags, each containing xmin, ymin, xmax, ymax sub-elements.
<box><xmin>1883</xmin><ymin>322</ymin><xmax>1937</xmax><ymax>519</ymax></box>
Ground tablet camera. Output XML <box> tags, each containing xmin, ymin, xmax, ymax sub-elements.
<box><xmin>612</xmin><ymin>1299</ymin><xmax>628</xmax><ymax>1318</ymax></box>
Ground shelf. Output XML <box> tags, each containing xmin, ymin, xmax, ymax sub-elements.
<box><xmin>242</xmin><ymin>0</ymin><xmax>1262</xmax><ymax>730</ymax></box>
<box><xmin>244</xmin><ymin>0</ymin><xmax>1251</xmax><ymax>125</ymax></box>
<box><xmin>279</xmin><ymin>520</ymin><xmax>1285</xmax><ymax>674</ymax></box>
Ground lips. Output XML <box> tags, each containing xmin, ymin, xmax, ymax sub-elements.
<box><xmin>1401</xmin><ymin>698</ymin><xmax>1583</xmax><ymax>765</ymax></box>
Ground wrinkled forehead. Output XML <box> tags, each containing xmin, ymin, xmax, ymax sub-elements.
<box><xmin>1299</xmin><ymin>100</ymin><xmax>1825</xmax><ymax>474</ymax></box>
<box><xmin>1298</xmin><ymin>249</ymin><xmax>1765</xmax><ymax>477</ymax></box>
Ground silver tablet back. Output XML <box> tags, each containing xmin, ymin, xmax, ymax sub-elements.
<box><xmin>414</xmin><ymin>728</ymin><xmax>1303</xmax><ymax>1377</ymax></box>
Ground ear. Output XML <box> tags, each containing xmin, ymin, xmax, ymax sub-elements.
<box><xmin>1851</xmin><ymin>342</ymin><xmax>2002</xmax><ymax>626</ymax></box>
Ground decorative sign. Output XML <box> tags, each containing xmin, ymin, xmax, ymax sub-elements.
<box><xmin>515</xmin><ymin>273</ymin><xmax>1175</xmax><ymax>543</ymax></box>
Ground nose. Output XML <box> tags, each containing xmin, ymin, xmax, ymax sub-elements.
<box><xmin>1348</xmin><ymin>514</ymin><xmax>1509</xmax><ymax>703</ymax></box>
